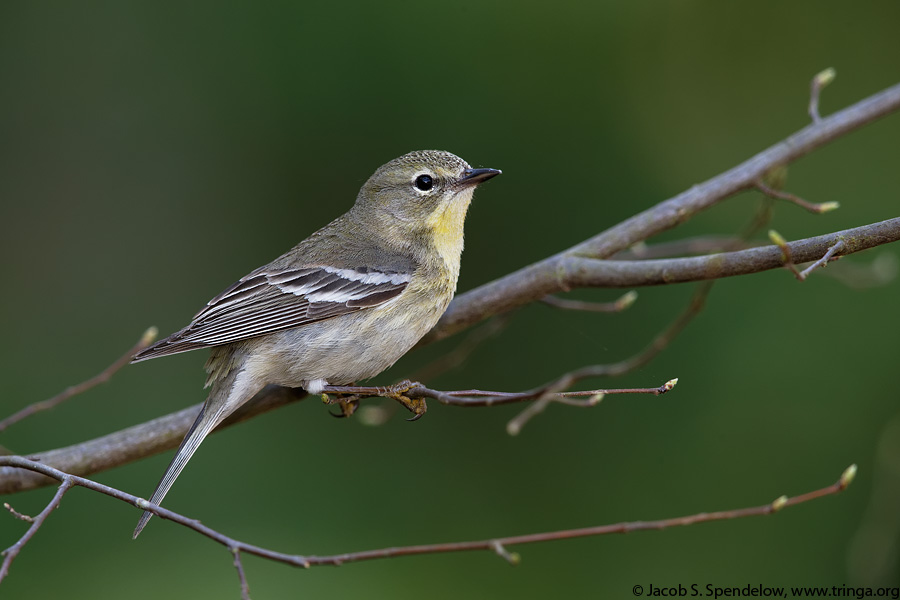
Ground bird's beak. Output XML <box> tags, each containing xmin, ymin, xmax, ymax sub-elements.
<box><xmin>458</xmin><ymin>167</ymin><xmax>502</xmax><ymax>187</ymax></box>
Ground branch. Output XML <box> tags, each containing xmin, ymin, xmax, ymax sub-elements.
<box><xmin>553</xmin><ymin>218</ymin><xmax>898</xmax><ymax>289</ymax></box>
<box><xmin>0</xmin><ymin>456</ymin><xmax>857</xmax><ymax>590</ymax></box>
<box><xmin>322</xmin><ymin>378</ymin><xmax>675</xmax><ymax>411</ymax></box>
<box><xmin>425</xmin><ymin>81</ymin><xmax>900</xmax><ymax>343</ymax></box>
<box><xmin>754</xmin><ymin>179</ymin><xmax>839</xmax><ymax>214</ymax></box>
<box><xmin>809</xmin><ymin>68</ymin><xmax>837</xmax><ymax>123</ymax></box>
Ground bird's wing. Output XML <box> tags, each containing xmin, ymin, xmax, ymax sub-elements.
<box><xmin>132</xmin><ymin>266</ymin><xmax>410</xmax><ymax>362</ymax></box>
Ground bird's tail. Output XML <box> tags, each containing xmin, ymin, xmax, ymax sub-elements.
<box><xmin>132</xmin><ymin>400</ymin><xmax>228</xmax><ymax>539</ymax></box>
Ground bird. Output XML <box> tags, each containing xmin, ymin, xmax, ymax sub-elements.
<box><xmin>130</xmin><ymin>150</ymin><xmax>500</xmax><ymax>538</ymax></box>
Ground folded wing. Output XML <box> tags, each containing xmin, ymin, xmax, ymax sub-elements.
<box><xmin>132</xmin><ymin>266</ymin><xmax>410</xmax><ymax>362</ymax></box>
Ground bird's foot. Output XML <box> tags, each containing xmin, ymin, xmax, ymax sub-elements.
<box><xmin>378</xmin><ymin>379</ymin><xmax>427</xmax><ymax>421</ymax></box>
<box><xmin>320</xmin><ymin>380</ymin><xmax>426</xmax><ymax>421</ymax></box>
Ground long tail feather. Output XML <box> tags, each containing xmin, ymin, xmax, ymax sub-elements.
<box><xmin>132</xmin><ymin>401</ymin><xmax>227</xmax><ymax>539</ymax></box>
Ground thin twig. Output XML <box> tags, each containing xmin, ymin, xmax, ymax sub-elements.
<box><xmin>411</xmin><ymin>379</ymin><xmax>676</xmax><ymax>408</ymax></box>
<box><xmin>430</xmin><ymin>383</ymin><xmax>672</xmax><ymax>401</ymax></box>
<box><xmin>490</xmin><ymin>541</ymin><xmax>520</xmax><ymax>566</ymax></box>
<box><xmin>0</xmin><ymin>456</ymin><xmax>857</xmax><ymax>584</ymax></box>
<box><xmin>0</xmin><ymin>327</ymin><xmax>158</xmax><ymax>433</ymax></box>
<box><xmin>798</xmin><ymin>240</ymin><xmax>846</xmax><ymax>280</ymax></box>
<box><xmin>2</xmin><ymin>504</ymin><xmax>33</xmax><ymax>523</ymax></box>
<box><xmin>540</xmin><ymin>290</ymin><xmax>637</xmax><ymax>313</ymax></box>
<box><xmin>754</xmin><ymin>179</ymin><xmax>839</xmax><ymax>214</ymax></box>
<box><xmin>0</xmin><ymin>478</ymin><xmax>74</xmax><ymax>582</ymax></box>
<box><xmin>809</xmin><ymin>68</ymin><xmax>837</xmax><ymax>123</ymax></box>
<box><xmin>232</xmin><ymin>549</ymin><xmax>251</xmax><ymax>600</ymax></box>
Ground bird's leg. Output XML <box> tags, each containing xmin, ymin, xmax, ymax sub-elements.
<box><xmin>377</xmin><ymin>379</ymin><xmax>427</xmax><ymax>421</ymax></box>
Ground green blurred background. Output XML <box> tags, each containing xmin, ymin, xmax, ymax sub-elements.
<box><xmin>2</xmin><ymin>1</ymin><xmax>899</xmax><ymax>598</ymax></box>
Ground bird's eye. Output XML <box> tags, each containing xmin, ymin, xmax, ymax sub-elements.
<box><xmin>414</xmin><ymin>174</ymin><xmax>434</xmax><ymax>192</ymax></box>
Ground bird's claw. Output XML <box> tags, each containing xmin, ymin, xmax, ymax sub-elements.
<box><xmin>322</xmin><ymin>394</ymin><xmax>359</xmax><ymax>418</ymax></box>
<box><xmin>380</xmin><ymin>380</ymin><xmax>427</xmax><ymax>421</ymax></box>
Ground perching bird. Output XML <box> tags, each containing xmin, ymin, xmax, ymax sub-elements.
<box><xmin>131</xmin><ymin>150</ymin><xmax>500</xmax><ymax>538</ymax></box>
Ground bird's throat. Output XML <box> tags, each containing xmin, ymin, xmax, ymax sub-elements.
<box><xmin>425</xmin><ymin>196</ymin><xmax>470</xmax><ymax>273</ymax></box>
